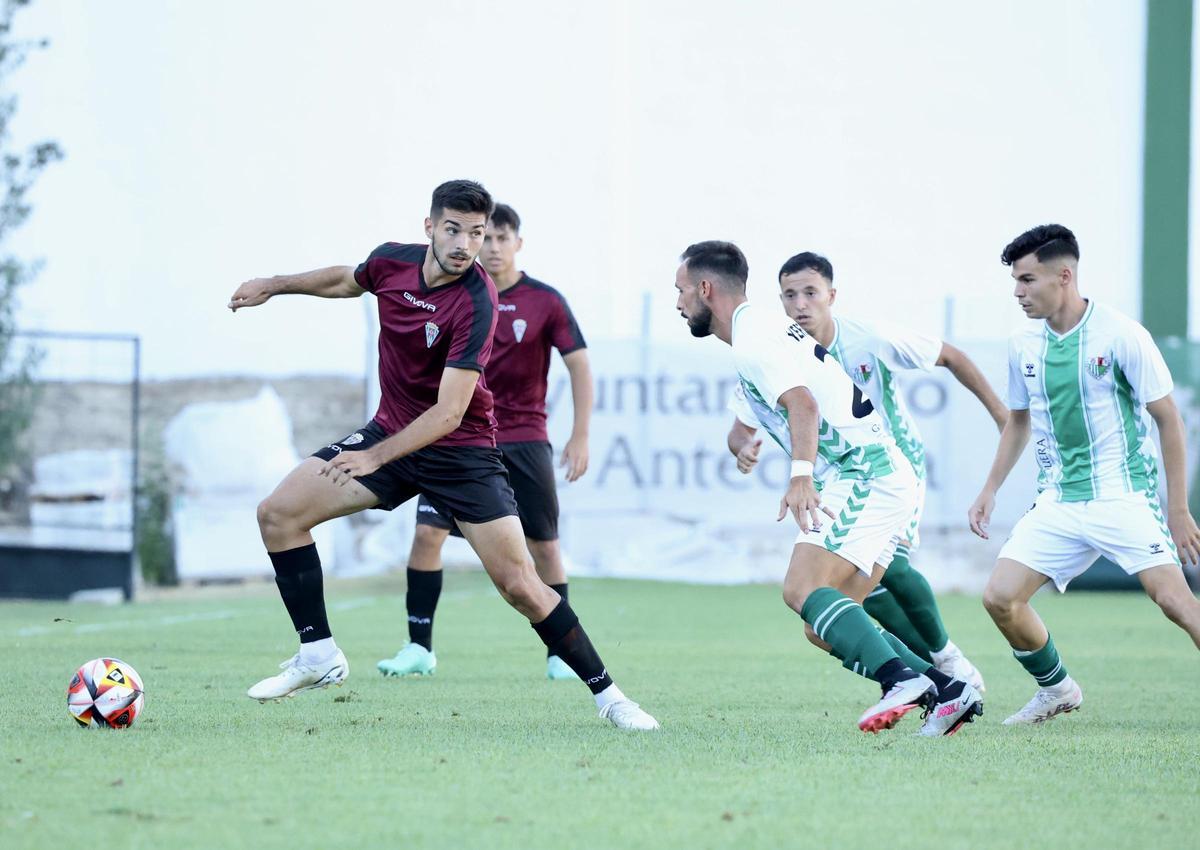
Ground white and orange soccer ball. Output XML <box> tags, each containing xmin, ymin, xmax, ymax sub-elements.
<box><xmin>67</xmin><ymin>658</ymin><xmax>145</xmax><ymax>729</ymax></box>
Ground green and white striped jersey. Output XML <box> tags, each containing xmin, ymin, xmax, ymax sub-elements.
<box><xmin>826</xmin><ymin>316</ymin><xmax>942</xmax><ymax>479</ymax></box>
<box><xmin>1007</xmin><ymin>300</ymin><xmax>1173</xmax><ymax>502</ymax></box>
<box><xmin>727</xmin><ymin>302</ymin><xmax>897</xmax><ymax>484</ymax></box>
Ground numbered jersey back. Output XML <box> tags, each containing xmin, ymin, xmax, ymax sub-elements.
<box><xmin>729</xmin><ymin>302</ymin><xmax>896</xmax><ymax>482</ymax></box>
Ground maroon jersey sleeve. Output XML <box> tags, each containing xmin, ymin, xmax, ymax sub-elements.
<box><xmin>445</xmin><ymin>282</ymin><xmax>498</xmax><ymax>372</ymax></box>
<box><xmin>353</xmin><ymin>243</ymin><xmax>405</xmax><ymax>294</ymax></box>
<box><xmin>549</xmin><ymin>292</ymin><xmax>587</xmax><ymax>355</ymax></box>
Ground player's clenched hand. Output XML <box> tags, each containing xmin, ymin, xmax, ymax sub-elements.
<box><xmin>319</xmin><ymin>448</ymin><xmax>381</xmax><ymax>486</ymax></box>
<box><xmin>228</xmin><ymin>278</ymin><xmax>274</xmax><ymax>312</ymax></box>
<box><xmin>736</xmin><ymin>438</ymin><xmax>762</xmax><ymax>474</ymax></box>
<box><xmin>1167</xmin><ymin>509</ymin><xmax>1200</xmax><ymax>567</ymax></box>
<box><xmin>560</xmin><ymin>435</ymin><xmax>589</xmax><ymax>482</ymax></box>
<box><xmin>777</xmin><ymin>476</ymin><xmax>833</xmax><ymax>532</ymax></box>
<box><xmin>968</xmin><ymin>490</ymin><xmax>995</xmax><ymax>539</ymax></box>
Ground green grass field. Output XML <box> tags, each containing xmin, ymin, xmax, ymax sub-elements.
<box><xmin>3</xmin><ymin>573</ymin><xmax>1198</xmax><ymax>850</ymax></box>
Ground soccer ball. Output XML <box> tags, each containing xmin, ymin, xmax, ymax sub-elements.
<box><xmin>67</xmin><ymin>658</ymin><xmax>145</xmax><ymax>729</ymax></box>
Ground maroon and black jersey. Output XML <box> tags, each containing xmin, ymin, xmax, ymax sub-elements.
<box><xmin>488</xmin><ymin>273</ymin><xmax>587</xmax><ymax>443</ymax></box>
<box><xmin>355</xmin><ymin>243</ymin><xmax>499</xmax><ymax>447</ymax></box>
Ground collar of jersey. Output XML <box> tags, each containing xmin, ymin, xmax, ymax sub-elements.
<box><xmin>419</xmin><ymin>256</ymin><xmax>477</xmax><ymax>294</ymax></box>
<box><xmin>496</xmin><ymin>271</ymin><xmax>527</xmax><ymax>298</ymax></box>
<box><xmin>1043</xmin><ymin>298</ymin><xmax>1093</xmax><ymax>341</ymax></box>
<box><xmin>828</xmin><ymin>317</ymin><xmax>842</xmax><ymax>351</ymax></box>
<box><xmin>731</xmin><ymin>301</ymin><xmax>752</xmax><ymax>340</ymax></box>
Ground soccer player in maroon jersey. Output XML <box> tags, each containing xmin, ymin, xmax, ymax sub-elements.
<box><xmin>226</xmin><ymin>181</ymin><xmax>657</xmax><ymax>730</ymax></box>
<box><xmin>377</xmin><ymin>203</ymin><xmax>594</xmax><ymax>681</ymax></box>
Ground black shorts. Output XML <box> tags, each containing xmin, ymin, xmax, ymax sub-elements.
<box><xmin>416</xmin><ymin>441</ymin><xmax>559</xmax><ymax>541</ymax></box>
<box><xmin>312</xmin><ymin>420</ymin><xmax>518</xmax><ymax>525</ymax></box>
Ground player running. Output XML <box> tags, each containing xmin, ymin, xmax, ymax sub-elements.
<box><xmin>227</xmin><ymin>180</ymin><xmax>657</xmax><ymax>731</ymax></box>
<box><xmin>969</xmin><ymin>224</ymin><xmax>1200</xmax><ymax>724</ymax></box>
<box><xmin>676</xmin><ymin>240</ymin><xmax>982</xmax><ymax>735</ymax></box>
<box><xmin>755</xmin><ymin>251</ymin><xmax>1005</xmax><ymax>692</ymax></box>
<box><xmin>378</xmin><ymin>203</ymin><xmax>593</xmax><ymax>681</ymax></box>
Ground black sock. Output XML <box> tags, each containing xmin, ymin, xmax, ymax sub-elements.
<box><xmin>874</xmin><ymin>658</ymin><xmax>914</xmax><ymax>690</ymax></box>
<box><xmin>406</xmin><ymin>568</ymin><xmax>442</xmax><ymax>651</ymax></box>
<box><xmin>924</xmin><ymin>665</ymin><xmax>953</xmax><ymax>693</ymax></box>
<box><xmin>547</xmin><ymin>583</ymin><xmax>569</xmax><ymax>657</ymax></box>
<box><xmin>531</xmin><ymin>600</ymin><xmax>612</xmax><ymax>694</ymax></box>
<box><xmin>269</xmin><ymin>543</ymin><xmax>331</xmax><ymax>643</ymax></box>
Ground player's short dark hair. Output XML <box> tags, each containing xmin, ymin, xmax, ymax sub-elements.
<box><xmin>1001</xmin><ymin>224</ymin><xmax>1079</xmax><ymax>267</ymax></box>
<box><xmin>681</xmin><ymin>240</ymin><xmax>748</xmax><ymax>291</ymax></box>
<box><xmin>490</xmin><ymin>203</ymin><xmax>521</xmax><ymax>233</ymax></box>
<box><xmin>778</xmin><ymin>251</ymin><xmax>834</xmax><ymax>283</ymax></box>
<box><xmin>431</xmin><ymin>180</ymin><xmax>494</xmax><ymax>221</ymax></box>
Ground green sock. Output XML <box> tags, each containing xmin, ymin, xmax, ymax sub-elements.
<box><xmin>800</xmin><ymin>587</ymin><xmax>898</xmax><ymax>680</ymax></box>
<box><xmin>1013</xmin><ymin>635</ymin><xmax>1068</xmax><ymax>687</ymax></box>
<box><xmin>880</xmin><ymin>545</ymin><xmax>950</xmax><ymax>653</ymax></box>
<box><xmin>876</xmin><ymin>627</ymin><xmax>934</xmax><ymax>675</ymax></box>
<box><xmin>863</xmin><ymin>587</ymin><xmax>934</xmax><ymax>662</ymax></box>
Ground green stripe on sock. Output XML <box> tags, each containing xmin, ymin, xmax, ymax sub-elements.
<box><xmin>1013</xmin><ymin>634</ymin><xmax>1068</xmax><ymax>687</ymax></box>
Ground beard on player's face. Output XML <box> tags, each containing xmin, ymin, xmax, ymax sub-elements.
<box><xmin>687</xmin><ymin>301</ymin><xmax>714</xmax><ymax>337</ymax></box>
<box><xmin>431</xmin><ymin>240</ymin><xmax>474</xmax><ymax>276</ymax></box>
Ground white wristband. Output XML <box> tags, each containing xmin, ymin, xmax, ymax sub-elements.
<box><xmin>790</xmin><ymin>459</ymin><xmax>814</xmax><ymax>479</ymax></box>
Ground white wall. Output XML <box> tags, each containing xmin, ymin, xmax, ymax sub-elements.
<box><xmin>12</xmin><ymin>1</ymin><xmax>1146</xmax><ymax>378</ymax></box>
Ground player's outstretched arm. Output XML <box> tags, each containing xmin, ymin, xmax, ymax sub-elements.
<box><xmin>320</xmin><ymin>367</ymin><xmax>479</xmax><ymax>485</ymax></box>
<box><xmin>559</xmin><ymin>349</ymin><xmax>593</xmax><ymax>482</ymax></box>
<box><xmin>937</xmin><ymin>343</ymin><xmax>1008</xmax><ymax>431</ymax></box>
<box><xmin>968</xmin><ymin>408</ymin><xmax>1030</xmax><ymax>539</ymax></box>
<box><xmin>1147</xmin><ymin>395</ymin><xmax>1200</xmax><ymax>566</ymax></box>
<box><xmin>726</xmin><ymin>418</ymin><xmax>761</xmax><ymax>474</ymax></box>
<box><xmin>228</xmin><ymin>266</ymin><xmax>363</xmax><ymax>311</ymax></box>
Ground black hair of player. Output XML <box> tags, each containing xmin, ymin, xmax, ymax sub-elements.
<box><xmin>1001</xmin><ymin>224</ymin><xmax>1080</xmax><ymax>267</ymax></box>
<box><xmin>680</xmin><ymin>240</ymin><xmax>748</xmax><ymax>291</ymax></box>
<box><xmin>431</xmin><ymin>180</ymin><xmax>495</xmax><ymax>221</ymax></box>
<box><xmin>778</xmin><ymin>251</ymin><xmax>834</xmax><ymax>283</ymax></box>
<box><xmin>491</xmin><ymin>203</ymin><xmax>521</xmax><ymax>234</ymax></box>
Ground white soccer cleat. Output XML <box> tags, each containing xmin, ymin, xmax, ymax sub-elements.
<box><xmin>247</xmin><ymin>650</ymin><xmax>349</xmax><ymax>701</ymax></box>
<box><xmin>918</xmin><ymin>681</ymin><xmax>984</xmax><ymax>737</ymax></box>
<box><xmin>931</xmin><ymin>641</ymin><xmax>986</xmax><ymax>694</ymax></box>
<box><xmin>1002</xmin><ymin>678</ymin><xmax>1083</xmax><ymax>725</ymax></box>
<box><xmin>858</xmin><ymin>674</ymin><xmax>937</xmax><ymax>733</ymax></box>
<box><xmin>599</xmin><ymin>699</ymin><xmax>660</xmax><ymax>731</ymax></box>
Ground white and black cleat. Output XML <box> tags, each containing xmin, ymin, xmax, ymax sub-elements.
<box><xmin>918</xmin><ymin>680</ymin><xmax>983</xmax><ymax>737</ymax></box>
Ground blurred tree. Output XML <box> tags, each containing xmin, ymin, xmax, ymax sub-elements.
<box><xmin>0</xmin><ymin>0</ymin><xmax>62</xmax><ymax>509</ymax></box>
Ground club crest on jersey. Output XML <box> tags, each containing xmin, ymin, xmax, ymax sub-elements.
<box><xmin>853</xmin><ymin>363</ymin><xmax>873</xmax><ymax>384</ymax></box>
<box><xmin>425</xmin><ymin>321</ymin><xmax>440</xmax><ymax>348</ymax></box>
<box><xmin>1086</xmin><ymin>355</ymin><xmax>1111</xmax><ymax>380</ymax></box>
<box><xmin>512</xmin><ymin>318</ymin><xmax>527</xmax><ymax>343</ymax></box>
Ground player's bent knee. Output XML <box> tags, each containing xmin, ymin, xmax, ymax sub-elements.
<box><xmin>256</xmin><ymin>496</ymin><xmax>296</xmax><ymax>536</ymax></box>
<box><xmin>981</xmin><ymin>586</ymin><xmax>1015</xmax><ymax>620</ymax></box>
<box><xmin>782</xmin><ymin>585</ymin><xmax>809</xmax><ymax>615</ymax></box>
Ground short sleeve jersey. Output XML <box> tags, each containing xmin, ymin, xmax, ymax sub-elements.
<box><xmin>1007</xmin><ymin>300</ymin><xmax>1173</xmax><ymax>501</ymax></box>
<box><xmin>727</xmin><ymin>302</ymin><xmax>896</xmax><ymax>484</ymax></box>
<box><xmin>488</xmin><ymin>274</ymin><xmax>587</xmax><ymax>443</ymax></box>
<box><xmin>354</xmin><ymin>243</ymin><xmax>499</xmax><ymax>447</ymax></box>
<box><xmin>827</xmin><ymin>316</ymin><xmax>942</xmax><ymax>478</ymax></box>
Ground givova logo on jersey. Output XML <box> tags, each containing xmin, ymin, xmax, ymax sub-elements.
<box><xmin>1086</xmin><ymin>354</ymin><xmax>1111</xmax><ymax>380</ymax></box>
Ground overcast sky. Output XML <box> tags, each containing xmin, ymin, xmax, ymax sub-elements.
<box><xmin>11</xmin><ymin>1</ymin><xmax>1149</xmax><ymax>378</ymax></box>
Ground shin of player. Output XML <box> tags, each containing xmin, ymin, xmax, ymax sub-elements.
<box><xmin>677</xmin><ymin>241</ymin><xmax>981</xmax><ymax>735</ymax></box>
<box><xmin>969</xmin><ymin>224</ymin><xmax>1200</xmax><ymax>725</ymax></box>
<box><xmin>229</xmin><ymin>181</ymin><xmax>654</xmax><ymax>730</ymax></box>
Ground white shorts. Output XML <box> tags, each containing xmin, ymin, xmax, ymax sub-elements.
<box><xmin>797</xmin><ymin>460</ymin><xmax>920</xmax><ymax>577</ymax></box>
<box><xmin>901</xmin><ymin>470</ymin><xmax>926</xmax><ymax>550</ymax></box>
<box><xmin>998</xmin><ymin>489</ymin><xmax>1180</xmax><ymax>592</ymax></box>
